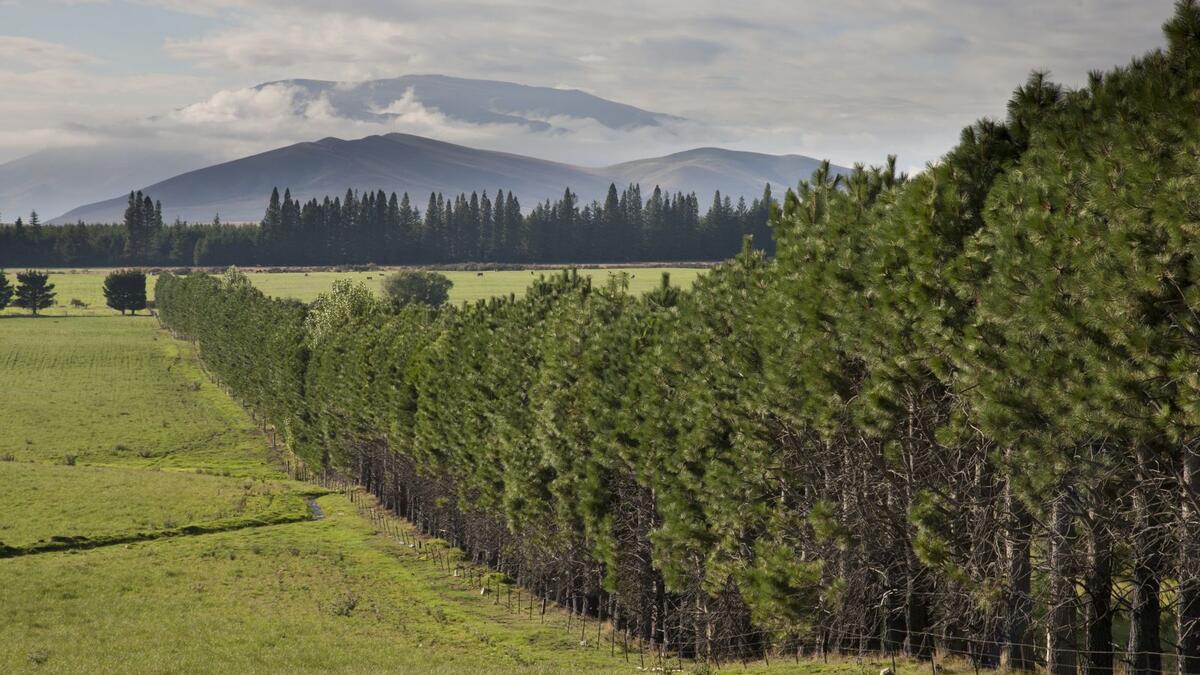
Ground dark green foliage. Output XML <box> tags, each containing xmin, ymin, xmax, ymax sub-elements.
<box><xmin>381</xmin><ymin>271</ymin><xmax>453</xmax><ymax>309</ymax></box>
<box><xmin>14</xmin><ymin>270</ymin><xmax>55</xmax><ymax>316</ymax></box>
<box><xmin>152</xmin><ymin>5</ymin><xmax>1200</xmax><ymax>669</ymax></box>
<box><xmin>0</xmin><ymin>270</ymin><xmax>12</xmax><ymax>310</ymax></box>
<box><xmin>1</xmin><ymin>183</ymin><xmax>777</xmax><ymax>267</ymax></box>
<box><xmin>102</xmin><ymin>269</ymin><xmax>148</xmax><ymax>315</ymax></box>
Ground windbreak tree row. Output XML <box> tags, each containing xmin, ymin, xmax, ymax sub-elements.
<box><xmin>0</xmin><ymin>183</ymin><xmax>775</xmax><ymax>267</ymax></box>
<box><xmin>156</xmin><ymin>4</ymin><xmax>1200</xmax><ymax>672</ymax></box>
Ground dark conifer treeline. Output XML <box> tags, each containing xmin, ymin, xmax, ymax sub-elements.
<box><xmin>0</xmin><ymin>183</ymin><xmax>775</xmax><ymax>267</ymax></box>
<box><xmin>155</xmin><ymin>5</ymin><xmax>1200</xmax><ymax>670</ymax></box>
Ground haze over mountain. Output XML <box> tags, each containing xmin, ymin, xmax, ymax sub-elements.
<box><xmin>53</xmin><ymin>133</ymin><xmax>840</xmax><ymax>225</ymax></box>
<box><xmin>1</xmin><ymin>74</ymin><xmax>701</xmax><ymax>222</ymax></box>
<box><xmin>245</xmin><ymin>75</ymin><xmax>684</xmax><ymax>131</ymax></box>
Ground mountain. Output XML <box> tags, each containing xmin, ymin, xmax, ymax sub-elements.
<box><xmin>607</xmin><ymin>147</ymin><xmax>829</xmax><ymax>205</ymax></box>
<box><xmin>54</xmin><ymin>134</ymin><xmax>609</xmax><ymax>224</ymax></box>
<box><xmin>248</xmin><ymin>74</ymin><xmax>685</xmax><ymax>131</ymax></box>
<box><xmin>0</xmin><ymin>145</ymin><xmax>213</xmax><ymax>225</ymax></box>
<box><xmin>53</xmin><ymin>133</ymin><xmax>845</xmax><ymax>224</ymax></box>
<box><xmin>1</xmin><ymin>74</ymin><xmax>689</xmax><ymax>222</ymax></box>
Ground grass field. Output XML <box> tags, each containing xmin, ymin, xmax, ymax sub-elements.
<box><xmin>0</xmin><ymin>316</ymin><xmax>270</xmax><ymax>473</ymax></box>
<box><xmin>0</xmin><ymin>292</ymin><xmax>975</xmax><ymax>673</ymax></box>
<box><xmin>0</xmin><ymin>314</ymin><xmax>626</xmax><ymax>672</ymax></box>
<box><xmin>0</xmin><ymin>461</ymin><xmax>308</xmax><ymax>549</ymax></box>
<box><xmin>0</xmin><ymin>266</ymin><xmax>705</xmax><ymax>316</ymax></box>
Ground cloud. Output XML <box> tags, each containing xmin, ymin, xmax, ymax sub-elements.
<box><xmin>164</xmin><ymin>15</ymin><xmax>414</xmax><ymax>79</ymax></box>
<box><xmin>112</xmin><ymin>81</ymin><xmax>712</xmax><ymax>168</ymax></box>
<box><xmin>0</xmin><ymin>35</ymin><xmax>98</xmax><ymax>69</ymax></box>
<box><xmin>621</xmin><ymin>37</ymin><xmax>727</xmax><ymax>66</ymax></box>
<box><xmin>0</xmin><ymin>0</ymin><xmax>1181</xmax><ymax>169</ymax></box>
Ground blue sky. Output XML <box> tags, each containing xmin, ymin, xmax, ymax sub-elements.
<box><xmin>0</xmin><ymin>0</ymin><xmax>1178</xmax><ymax>167</ymax></box>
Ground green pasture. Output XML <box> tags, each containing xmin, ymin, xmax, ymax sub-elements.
<box><xmin>0</xmin><ymin>316</ymin><xmax>270</xmax><ymax>473</ymax></box>
<box><xmin>0</xmin><ymin>461</ymin><xmax>308</xmax><ymax>549</ymax></box>
<box><xmin>0</xmin><ymin>266</ymin><xmax>704</xmax><ymax>316</ymax></box>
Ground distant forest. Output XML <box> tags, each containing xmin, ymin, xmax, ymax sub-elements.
<box><xmin>0</xmin><ymin>183</ymin><xmax>777</xmax><ymax>267</ymax></box>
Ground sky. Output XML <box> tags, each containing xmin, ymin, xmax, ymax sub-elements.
<box><xmin>0</xmin><ymin>0</ymin><xmax>1179</xmax><ymax>169</ymax></box>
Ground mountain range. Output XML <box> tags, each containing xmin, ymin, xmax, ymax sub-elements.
<box><xmin>1</xmin><ymin>74</ymin><xmax>695</xmax><ymax>221</ymax></box>
<box><xmin>52</xmin><ymin>133</ymin><xmax>838</xmax><ymax>224</ymax></box>
<box><xmin>0</xmin><ymin>73</ymin><xmax>841</xmax><ymax>224</ymax></box>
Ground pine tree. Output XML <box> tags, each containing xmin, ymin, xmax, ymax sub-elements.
<box><xmin>261</xmin><ymin>187</ymin><xmax>282</xmax><ymax>247</ymax></box>
<box><xmin>0</xmin><ymin>270</ymin><xmax>12</xmax><ymax>310</ymax></box>
<box><xmin>15</xmin><ymin>270</ymin><xmax>55</xmax><ymax>316</ymax></box>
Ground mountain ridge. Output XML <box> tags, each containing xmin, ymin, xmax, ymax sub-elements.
<box><xmin>0</xmin><ymin>73</ymin><xmax>692</xmax><ymax>221</ymax></box>
<box><xmin>51</xmin><ymin>132</ymin><xmax>844</xmax><ymax>224</ymax></box>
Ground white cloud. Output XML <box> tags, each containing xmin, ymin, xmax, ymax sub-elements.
<box><xmin>164</xmin><ymin>15</ymin><xmax>415</xmax><ymax>80</ymax></box>
<box><xmin>0</xmin><ymin>35</ymin><xmax>98</xmax><ymax>68</ymax></box>
<box><xmin>0</xmin><ymin>0</ymin><xmax>1181</xmax><ymax>169</ymax></box>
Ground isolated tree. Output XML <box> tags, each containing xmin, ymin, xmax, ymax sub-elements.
<box><xmin>15</xmin><ymin>270</ymin><xmax>55</xmax><ymax>316</ymax></box>
<box><xmin>0</xmin><ymin>270</ymin><xmax>12</xmax><ymax>310</ymax></box>
<box><xmin>381</xmin><ymin>270</ymin><xmax>452</xmax><ymax>309</ymax></box>
<box><xmin>102</xmin><ymin>269</ymin><xmax>148</xmax><ymax>315</ymax></box>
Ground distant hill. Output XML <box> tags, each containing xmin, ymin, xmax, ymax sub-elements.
<box><xmin>0</xmin><ymin>145</ymin><xmax>212</xmax><ymax>225</ymax></box>
<box><xmin>606</xmin><ymin>147</ymin><xmax>830</xmax><ymax>204</ymax></box>
<box><xmin>52</xmin><ymin>133</ymin><xmax>846</xmax><ymax>224</ymax></box>
<box><xmin>2</xmin><ymin>74</ymin><xmax>687</xmax><ymax>221</ymax></box>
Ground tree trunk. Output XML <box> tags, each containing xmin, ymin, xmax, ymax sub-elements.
<box><xmin>1003</xmin><ymin>463</ymin><xmax>1035</xmax><ymax>672</ymax></box>
<box><xmin>1046</xmin><ymin>485</ymin><xmax>1077</xmax><ymax>675</ymax></box>
<box><xmin>906</xmin><ymin>565</ymin><xmax>933</xmax><ymax>661</ymax></box>
<box><xmin>1129</xmin><ymin>446</ymin><xmax>1164</xmax><ymax>675</ymax></box>
<box><xmin>1178</xmin><ymin>445</ymin><xmax>1200</xmax><ymax>675</ymax></box>
<box><xmin>1083</xmin><ymin>509</ymin><xmax>1114</xmax><ymax>675</ymax></box>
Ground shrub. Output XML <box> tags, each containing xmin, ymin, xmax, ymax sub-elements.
<box><xmin>102</xmin><ymin>269</ymin><xmax>148</xmax><ymax>315</ymax></box>
<box><xmin>381</xmin><ymin>270</ymin><xmax>452</xmax><ymax>309</ymax></box>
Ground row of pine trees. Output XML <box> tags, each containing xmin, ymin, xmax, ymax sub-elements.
<box><xmin>0</xmin><ymin>184</ymin><xmax>775</xmax><ymax>267</ymax></box>
<box><xmin>155</xmin><ymin>5</ymin><xmax>1200</xmax><ymax>672</ymax></box>
<box><xmin>254</xmin><ymin>182</ymin><xmax>773</xmax><ymax>264</ymax></box>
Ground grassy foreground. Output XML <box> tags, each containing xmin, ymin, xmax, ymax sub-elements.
<box><xmin>0</xmin><ymin>306</ymin><xmax>972</xmax><ymax>673</ymax></box>
<box><xmin>1</xmin><ymin>267</ymin><xmax>705</xmax><ymax>316</ymax></box>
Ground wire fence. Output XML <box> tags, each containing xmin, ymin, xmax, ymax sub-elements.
<box><xmin>318</xmin><ymin>469</ymin><xmax>1188</xmax><ymax>674</ymax></box>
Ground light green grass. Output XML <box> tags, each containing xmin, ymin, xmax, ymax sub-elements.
<box><xmin>0</xmin><ymin>461</ymin><xmax>309</xmax><ymax>549</ymax></box>
<box><xmin>0</xmin><ymin>494</ymin><xmax>628</xmax><ymax>674</ymax></box>
<box><xmin>0</xmin><ymin>316</ymin><xmax>273</xmax><ymax>474</ymax></box>
<box><xmin>244</xmin><ymin>267</ymin><xmax>704</xmax><ymax>304</ymax></box>
<box><xmin>0</xmin><ymin>267</ymin><xmax>703</xmax><ymax>316</ymax></box>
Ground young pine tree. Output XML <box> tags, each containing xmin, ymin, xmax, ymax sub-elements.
<box><xmin>15</xmin><ymin>270</ymin><xmax>55</xmax><ymax>316</ymax></box>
